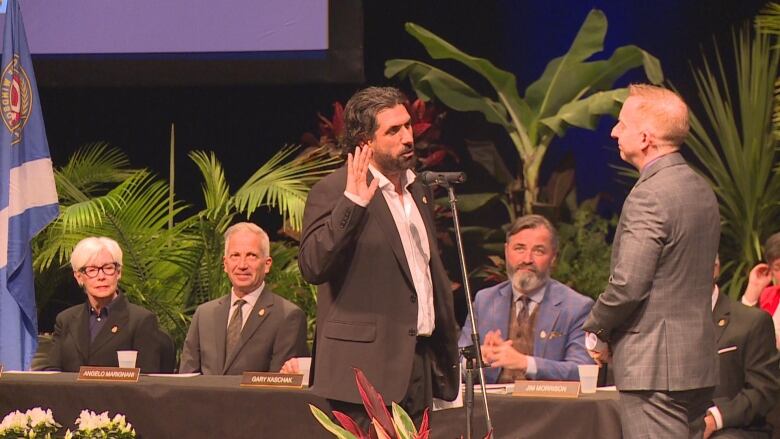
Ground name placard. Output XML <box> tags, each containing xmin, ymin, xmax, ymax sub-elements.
<box><xmin>78</xmin><ymin>366</ymin><xmax>140</xmax><ymax>382</ymax></box>
<box><xmin>512</xmin><ymin>380</ymin><xmax>580</xmax><ymax>398</ymax></box>
<box><xmin>240</xmin><ymin>372</ymin><xmax>303</xmax><ymax>388</ymax></box>
<box><xmin>0</xmin><ymin>363</ymin><xmax>3</xmax><ymax>378</ymax></box>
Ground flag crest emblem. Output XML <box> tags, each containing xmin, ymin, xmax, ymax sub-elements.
<box><xmin>0</xmin><ymin>54</ymin><xmax>31</xmax><ymax>144</ymax></box>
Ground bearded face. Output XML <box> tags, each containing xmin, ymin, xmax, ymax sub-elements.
<box><xmin>508</xmin><ymin>261</ymin><xmax>548</xmax><ymax>293</ymax></box>
<box><xmin>366</xmin><ymin>104</ymin><xmax>416</xmax><ymax>177</ymax></box>
<box><xmin>504</xmin><ymin>226</ymin><xmax>556</xmax><ymax>294</ymax></box>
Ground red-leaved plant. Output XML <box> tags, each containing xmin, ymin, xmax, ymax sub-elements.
<box><xmin>310</xmin><ymin>367</ymin><xmax>428</xmax><ymax>439</ymax></box>
<box><xmin>300</xmin><ymin>99</ymin><xmax>457</xmax><ymax>167</ymax></box>
<box><xmin>310</xmin><ymin>367</ymin><xmax>491</xmax><ymax>439</ymax></box>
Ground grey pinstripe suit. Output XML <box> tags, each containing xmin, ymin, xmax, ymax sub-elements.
<box><xmin>584</xmin><ymin>152</ymin><xmax>721</xmax><ymax>437</ymax></box>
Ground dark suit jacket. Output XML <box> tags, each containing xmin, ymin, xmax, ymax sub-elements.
<box><xmin>44</xmin><ymin>294</ymin><xmax>164</xmax><ymax>373</ymax></box>
<box><xmin>584</xmin><ymin>153</ymin><xmax>720</xmax><ymax>391</ymax></box>
<box><xmin>711</xmin><ymin>291</ymin><xmax>780</xmax><ymax>432</ymax></box>
<box><xmin>298</xmin><ymin>166</ymin><xmax>460</xmax><ymax>404</ymax></box>
<box><xmin>178</xmin><ymin>286</ymin><xmax>309</xmax><ymax>375</ymax></box>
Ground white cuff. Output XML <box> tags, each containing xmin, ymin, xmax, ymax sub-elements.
<box><xmin>708</xmin><ymin>406</ymin><xmax>723</xmax><ymax>430</ymax></box>
<box><xmin>741</xmin><ymin>295</ymin><xmax>758</xmax><ymax>307</ymax></box>
<box><xmin>525</xmin><ymin>356</ymin><xmax>537</xmax><ymax>379</ymax></box>
<box><xmin>343</xmin><ymin>190</ymin><xmax>369</xmax><ymax>208</ymax></box>
<box><xmin>585</xmin><ymin>332</ymin><xmax>607</xmax><ymax>351</ymax></box>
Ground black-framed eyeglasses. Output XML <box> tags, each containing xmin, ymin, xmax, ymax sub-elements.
<box><xmin>78</xmin><ymin>262</ymin><xmax>120</xmax><ymax>278</ymax></box>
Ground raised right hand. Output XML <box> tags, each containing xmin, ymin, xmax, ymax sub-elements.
<box><xmin>345</xmin><ymin>145</ymin><xmax>379</xmax><ymax>205</ymax></box>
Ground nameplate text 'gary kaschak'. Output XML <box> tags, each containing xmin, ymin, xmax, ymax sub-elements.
<box><xmin>240</xmin><ymin>372</ymin><xmax>303</xmax><ymax>388</ymax></box>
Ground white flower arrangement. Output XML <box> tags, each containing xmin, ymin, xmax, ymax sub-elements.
<box><xmin>0</xmin><ymin>407</ymin><xmax>60</xmax><ymax>439</ymax></box>
<box><xmin>64</xmin><ymin>410</ymin><xmax>135</xmax><ymax>439</ymax></box>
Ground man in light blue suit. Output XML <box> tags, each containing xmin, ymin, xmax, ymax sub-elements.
<box><xmin>459</xmin><ymin>215</ymin><xmax>594</xmax><ymax>383</ymax></box>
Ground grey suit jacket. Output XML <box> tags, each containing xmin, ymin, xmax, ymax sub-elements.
<box><xmin>711</xmin><ymin>291</ymin><xmax>780</xmax><ymax>432</ymax></box>
<box><xmin>179</xmin><ymin>286</ymin><xmax>309</xmax><ymax>375</ymax></box>
<box><xmin>583</xmin><ymin>152</ymin><xmax>720</xmax><ymax>391</ymax></box>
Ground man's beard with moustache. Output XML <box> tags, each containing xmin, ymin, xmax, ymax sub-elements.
<box><xmin>373</xmin><ymin>145</ymin><xmax>416</xmax><ymax>175</ymax></box>
<box><xmin>509</xmin><ymin>263</ymin><xmax>549</xmax><ymax>293</ymax></box>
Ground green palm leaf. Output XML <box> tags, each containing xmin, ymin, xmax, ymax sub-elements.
<box><xmin>234</xmin><ymin>145</ymin><xmax>339</xmax><ymax>231</ymax></box>
<box><xmin>57</xmin><ymin>142</ymin><xmax>137</xmax><ymax>199</ymax></box>
<box><xmin>684</xmin><ymin>27</ymin><xmax>780</xmax><ymax>298</ymax></box>
<box><xmin>189</xmin><ymin>150</ymin><xmax>232</xmax><ymax>221</ymax></box>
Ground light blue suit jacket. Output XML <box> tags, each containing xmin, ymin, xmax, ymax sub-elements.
<box><xmin>459</xmin><ymin>279</ymin><xmax>594</xmax><ymax>383</ymax></box>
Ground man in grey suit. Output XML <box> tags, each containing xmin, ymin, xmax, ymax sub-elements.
<box><xmin>179</xmin><ymin>222</ymin><xmax>309</xmax><ymax>375</ymax></box>
<box><xmin>583</xmin><ymin>84</ymin><xmax>721</xmax><ymax>438</ymax></box>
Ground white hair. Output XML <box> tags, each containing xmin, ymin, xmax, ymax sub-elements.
<box><xmin>223</xmin><ymin>222</ymin><xmax>270</xmax><ymax>257</ymax></box>
<box><xmin>70</xmin><ymin>237</ymin><xmax>123</xmax><ymax>270</ymax></box>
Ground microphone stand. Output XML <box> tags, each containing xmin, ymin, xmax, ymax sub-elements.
<box><xmin>438</xmin><ymin>179</ymin><xmax>493</xmax><ymax>438</ymax></box>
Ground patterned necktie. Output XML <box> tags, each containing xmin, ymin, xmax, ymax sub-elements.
<box><xmin>497</xmin><ymin>295</ymin><xmax>536</xmax><ymax>383</ymax></box>
<box><xmin>517</xmin><ymin>295</ymin><xmax>531</xmax><ymax>324</ymax></box>
<box><xmin>225</xmin><ymin>299</ymin><xmax>246</xmax><ymax>362</ymax></box>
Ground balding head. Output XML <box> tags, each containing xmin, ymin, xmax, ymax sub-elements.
<box><xmin>627</xmin><ymin>84</ymin><xmax>689</xmax><ymax>148</ymax></box>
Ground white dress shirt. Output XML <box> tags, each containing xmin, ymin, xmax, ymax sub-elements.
<box><xmin>344</xmin><ymin>165</ymin><xmax>435</xmax><ymax>335</ymax></box>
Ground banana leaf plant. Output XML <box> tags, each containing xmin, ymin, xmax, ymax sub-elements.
<box><xmin>683</xmin><ymin>26</ymin><xmax>780</xmax><ymax>299</ymax></box>
<box><xmin>385</xmin><ymin>9</ymin><xmax>663</xmax><ymax>215</ymax></box>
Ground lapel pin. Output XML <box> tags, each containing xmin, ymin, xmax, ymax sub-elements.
<box><xmin>540</xmin><ymin>330</ymin><xmax>547</xmax><ymax>339</ymax></box>
<box><xmin>258</xmin><ymin>308</ymin><xmax>266</xmax><ymax>317</ymax></box>
<box><xmin>422</xmin><ymin>196</ymin><xmax>428</xmax><ymax>204</ymax></box>
<box><xmin>111</xmin><ymin>326</ymin><xmax>118</xmax><ymax>333</ymax></box>
<box><xmin>718</xmin><ymin>319</ymin><xmax>726</xmax><ymax>327</ymax></box>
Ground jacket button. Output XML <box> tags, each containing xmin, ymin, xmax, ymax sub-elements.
<box><xmin>410</xmin><ymin>295</ymin><xmax>417</xmax><ymax>303</ymax></box>
<box><xmin>408</xmin><ymin>329</ymin><xmax>417</xmax><ymax>337</ymax></box>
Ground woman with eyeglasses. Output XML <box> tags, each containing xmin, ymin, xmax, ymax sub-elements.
<box><xmin>44</xmin><ymin>236</ymin><xmax>166</xmax><ymax>372</ymax></box>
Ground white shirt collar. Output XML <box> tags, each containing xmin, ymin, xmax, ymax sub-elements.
<box><xmin>368</xmin><ymin>164</ymin><xmax>416</xmax><ymax>191</ymax></box>
<box><xmin>711</xmin><ymin>284</ymin><xmax>719</xmax><ymax>311</ymax></box>
<box><xmin>230</xmin><ymin>281</ymin><xmax>265</xmax><ymax>308</ymax></box>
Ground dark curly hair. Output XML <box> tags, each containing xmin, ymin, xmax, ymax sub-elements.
<box><xmin>340</xmin><ymin>87</ymin><xmax>409</xmax><ymax>153</ymax></box>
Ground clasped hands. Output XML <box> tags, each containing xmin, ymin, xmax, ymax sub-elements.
<box><xmin>480</xmin><ymin>330</ymin><xmax>528</xmax><ymax>372</ymax></box>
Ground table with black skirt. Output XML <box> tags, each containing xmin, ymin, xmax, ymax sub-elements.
<box><xmin>0</xmin><ymin>373</ymin><xmax>622</xmax><ymax>438</ymax></box>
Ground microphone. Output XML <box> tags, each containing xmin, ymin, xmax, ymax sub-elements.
<box><xmin>419</xmin><ymin>171</ymin><xmax>467</xmax><ymax>186</ymax></box>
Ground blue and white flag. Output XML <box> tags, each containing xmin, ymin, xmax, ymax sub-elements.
<box><xmin>0</xmin><ymin>0</ymin><xmax>59</xmax><ymax>371</ymax></box>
